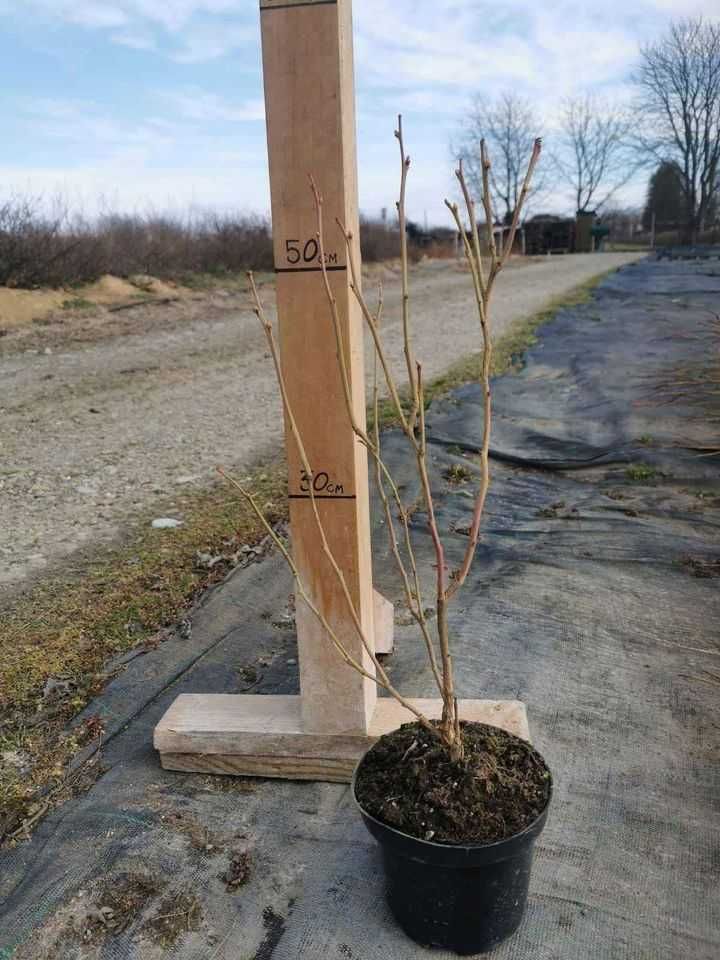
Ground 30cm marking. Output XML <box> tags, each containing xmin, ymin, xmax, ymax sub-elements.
<box><xmin>300</xmin><ymin>470</ymin><xmax>345</xmax><ymax>495</ymax></box>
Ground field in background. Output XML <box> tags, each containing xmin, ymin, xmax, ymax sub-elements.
<box><xmin>0</xmin><ymin>196</ymin><xmax>454</xmax><ymax>293</ymax></box>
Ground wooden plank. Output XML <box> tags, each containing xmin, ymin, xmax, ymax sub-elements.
<box><xmin>160</xmin><ymin>753</ymin><xmax>355</xmax><ymax>783</ymax></box>
<box><xmin>155</xmin><ymin>694</ymin><xmax>368</xmax><ymax>759</ymax></box>
<box><xmin>154</xmin><ymin>695</ymin><xmax>530</xmax><ymax>777</ymax></box>
<box><xmin>373</xmin><ymin>589</ymin><xmax>394</xmax><ymax>655</ymax></box>
<box><xmin>370</xmin><ymin>698</ymin><xmax>530</xmax><ymax>742</ymax></box>
<box><xmin>260</xmin><ymin>0</ymin><xmax>376</xmax><ymax>735</ymax></box>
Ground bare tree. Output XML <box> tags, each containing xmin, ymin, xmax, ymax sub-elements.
<box><xmin>600</xmin><ymin>206</ymin><xmax>643</xmax><ymax>244</ymax></box>
<box><xmin>221</xmin><ymin>123</ymin><xmax>541</xmax><ymax>762</ymax></box>
<box><xmin>555</xmin><ymin>95</ymin><xmax>635</xmax><ymax>213</ymax></box>
<box><xmin>636</xmin><ymin>17</ymin><xmax>720</xmax><ymax>243</ymax></box>
<box><xmin>456</xmin><ymin>92</ymin><xmax>543</xmax><ymax>223</ymax></box>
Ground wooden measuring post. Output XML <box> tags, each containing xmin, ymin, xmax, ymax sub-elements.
<box><xmin>153</xmin><ymin>0</ymin><xmax>530</xmax><ymax>780</ymax></box>
<box><xmin>261</xmin><ymin>0</ymin><xmax>376</xmax><ymax>735</ymax></box>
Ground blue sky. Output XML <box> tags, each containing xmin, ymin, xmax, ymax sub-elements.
<box><xmin>0</xmin><ymin>0</ymin><xmax>713</xmax><ymax>225</ymax></box>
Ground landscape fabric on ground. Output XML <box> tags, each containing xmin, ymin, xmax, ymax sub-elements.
<box><xmin>1</xmin><ymin>256</ymin><xmax>718</xmax><ymax>959</ymax></box>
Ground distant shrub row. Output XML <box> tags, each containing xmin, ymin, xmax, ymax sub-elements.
<box><xmin>0</xmin><ymin>198</ymin><xmax>457</xmax><ymax>289</ymax></box>
<box><xmin>0</xmin><ymin>198</ymin><xmax>275</xmax><ymax>288</ymax></box>
<box><xmin>651</xmin><ymin>227</ymin><xmax>720</xmax><ymax>248</ymax></box>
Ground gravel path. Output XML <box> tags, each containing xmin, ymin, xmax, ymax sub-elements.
<box><xmin>0</xmin><ymin>253</ymin><xmax>642</xmax><ymax>595</ymax></box>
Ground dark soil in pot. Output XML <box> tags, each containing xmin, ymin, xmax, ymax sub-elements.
<box><xmin>355</xmin><ymin>720</ymin><xmax>551</xmax><ymax>844</ymax></box>
<box><xmin>353</xmin><ymin>721</ymin><xmax>553</xmax><ymax>955</ymax></box>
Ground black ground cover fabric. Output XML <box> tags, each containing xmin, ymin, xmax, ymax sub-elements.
<box><xmin>1</xmin><ymin>257</ymin><xmax>718</xmax><ymax>959</ymax></box>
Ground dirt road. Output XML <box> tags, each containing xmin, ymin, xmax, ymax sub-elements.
<box><xmin>1</xmin><ymin>253</ymin><xmax>642</xmax><ymax>594</ymax></box>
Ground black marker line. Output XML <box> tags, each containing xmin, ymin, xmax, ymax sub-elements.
<box><xmin>261</xmin><ymin>0</ymin><xmax>337</xmax><ymax>11</ymax></box>
<box><xmin>275</xmin><ymin>265</ymin><xmax>347</xmax><ymax>274</ymax></box>
<box><xmin>289</xmin><ymin>493</ymin><xmax>356</xmax><ymax>501</ymax></box>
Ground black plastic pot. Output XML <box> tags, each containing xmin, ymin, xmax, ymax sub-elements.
<box><xmin>352</xmin><ymin>763</ymin><xmax>552</xmax><ymax>956</ymax></box>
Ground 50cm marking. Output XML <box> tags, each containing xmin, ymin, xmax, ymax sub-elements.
<box><xmin>285</xmin><ymin>238</ymin><xmax>338</xmax><ymax>267</ymax></box>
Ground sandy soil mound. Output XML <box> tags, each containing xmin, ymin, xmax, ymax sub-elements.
<box><xmin>0</xmin><ymin>275</ymin><xmax>185</xmax><ymax>332</ymax></box>
<box><xmin>129</xmin><ymin>275</ymin><xmax>180</xmax><ymax>298</ymax></box>
<box><xmin>82</xmin><ymin>274</ymin><xmax>138</xmax><ymax>302</ymax></box>
<box><xmin>84</xmin><ymin>274</ymin><xmax>180</xmax><ymax>302</ymax></box>
<box><xmin>0</xmin><ymin>288</ymin><xmax>67</xmax><ymax>330</ymax></box>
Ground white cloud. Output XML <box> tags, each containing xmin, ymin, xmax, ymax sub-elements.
<box><xmin>649</xmin><ymin>0</ymin><xmax>718</xmax><ymax>13</ymax></box>
<box><xmin>0</xmin><ymin>160</ymin><xmax>271</xmax><ymax>218</ymax></box>
<box><xmin>163</xmin><ymin>88</ymin><xmax>265</xmax><ymax>122</ymax></box>
<box><xmin>68</xmin><ymin>2</ymin><xmax>128</xmax><ymax>28</ymax></box>
<box><xmin>123</xmin><ymin>0</ymin><xmax>242</xmax><ymax>33</ymax></box>
<box><xmin>353</xmin><ymin>0</ymin><xmax>643</xmax><ymax>107</ymax></box>
<box><xmin>5</xmin><ymin>0</ymin><xmax>708</xmax><ymax>222</ymax></box>
<box><xmin>14</xmin><ymin>0</ymin><xmax>707</xmax><ymax>73</ymax></box>
<box><xmin>167</xmin><ymin>23</ymin><xmax>254</xmax><ymax>63</ymax></box>
<box><xmin>15</xmin><ymin>94</ymin><xmax>265</xmax><ymax>178</ymax></box>
<box><xmin>15</xmin><ymin>0</ymin><xmax>241</xmax><ymax>33</ymax></box>
<box><xmin>17</xmin><ymin>0</ymin><xmax>129</xmax><ymax>29</ymax></box>
<box><xmin>9</xmin><ymin>0</ymin><xmax>253</xmax><ymax>61</ymax></box>
<box><xmin>18</xmin><ymin>98</ymin><xmax>176</xmax><ymax>154</ymax></box>
<box><xmin>112</xmin><ymin>29</ymin><xmax>156</xmax><ymax>51</ymax></box>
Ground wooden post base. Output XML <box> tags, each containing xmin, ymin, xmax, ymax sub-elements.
<box><xmin>154</xmin><ymin>696</ymin><xmax>529</xmax><ymax>783</ymax></box>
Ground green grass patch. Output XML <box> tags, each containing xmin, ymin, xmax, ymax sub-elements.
<box><xmin>443</xmin><ymin>463</ymin><xmax>474</xmax><ymax>485</ymax></box>
<box><xmin>625</xmin><ymin>464</ymin><xmax>659</xmax><ymax>482</ymax></box>
<box><xmin>0</xmin><ymin>463</ymin><xmax>286</xmax><ymax>841</ymax></box>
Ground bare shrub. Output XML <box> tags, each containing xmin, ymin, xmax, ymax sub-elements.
<box><xmin>0</xmin><ymin>198</ymin><xmax>274</xmax><ymax>288</ymax></box>
<box><xmin>0</xmin><ymin>196</ymin><xmax>101</xmax><ymax>288</ymax></box>
<box><xmin>222</xmin><ymin>120</ymin><xmax>541</xmax><ymax>760</ymax></box>
<box><xmin>195</xmin><ymin>212</ymin><xmax>274</xmax><ymax>275</ymax></box>
<box><xmin>0</xmin><ymin>193</ymin><xmax>457</xmax><ymax>290</ymax></box>
<box><xmin>359</xmin><ymin>216</ymin><xmax>400</xmax><ymax>262</ymax></box>
<box><xmin>94</xmin><ymin>210</ymin><xmax>275</xmax><ymax>279</ymax></box>
<box><xmin>359</xmin><ymin>217</ymin><xmax>456</xmax><ymax>263</ymax></box>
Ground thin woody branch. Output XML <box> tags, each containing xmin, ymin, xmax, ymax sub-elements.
<box><xmin>217</xmin><ymin>467</ymin><xmax>436</xmax><ymax>734</ymax></box>
<box><xmin>395</xmin><ymin>115</ymin><xmax>420</xmax><ymax>431</ymax></box>
<box><xmin>317</xmin><ymin>163</ymin><xmax>452</xmax><ymax>715</ymax></box>
<box><xmin>243</xmin><ymin>277</ymin><xmax>440</xmax><ymax>734</ymax></box>
<box><xmin>223</xmin><ymin>123</ymin><xmax>540</xmax><ymax>762</ymax></box>
<box><xmin>480</xmin><ymin>140</ymin><xmax>499</xmax><ymax>270</ymax></box>
<box><xmin>445</xmin><ymin>199</ymin><xmax>487</xmax><ymax>326</ymax></box>
<box><xmin>339</xmin><ymin>220</ymin><xmax>413</xmax><ymax>438</ymax></box>
<box><xmin>444</xmin><ymin>137</ymin><xmax>540</xmax><ymax>599</ymax></box>
<box><xmin>309</xmin><ymin>180</ymin><xmax>445</xmax><ymax>696</ymax></box>
<box><xmin>455</xmin><ymin>158</ymin><xmax>487</xmax><ymax>302</ymax></box>
<box><xmin>313</xmin><ymin>173</ymin><xmax>453</xmax><ymax>732</ymax></box>
<box><xmin>501</xmin><ymin>137</ymin><xmax>542</xmax><ymax>266</ymax></box>
<box><xmin>416</xmin><ymin>361</ymin><xmax>456</xmax><ymax>726</ymax></box>
<box><xmin>370</xmin><ymin>299</ymin><xmax>445</xmax><ymax>696</ymax></box>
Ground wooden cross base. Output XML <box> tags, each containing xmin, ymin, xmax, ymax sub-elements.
<box><xmin>154</xmin><ymin>696</ymin><xmax>529</xmax><ymax>783</ymax></box>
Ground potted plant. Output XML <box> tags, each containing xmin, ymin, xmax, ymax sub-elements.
<box><xmin>223</xmin><ymin>120</ymin><xmax>551</xmax><ymax>955</ymax></box>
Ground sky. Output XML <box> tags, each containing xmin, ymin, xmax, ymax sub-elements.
<box><xmin>0</xmin><ymin>0</ymin><xmax>714</xmax><ymax>226</ymax></box>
